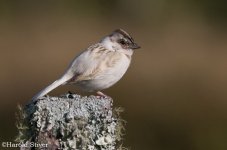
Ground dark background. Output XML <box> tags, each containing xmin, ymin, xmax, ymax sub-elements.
<box><xmin>1</xmin><ymin>0</ymin><xmax>227</xmax><ymax>149</ymax></box>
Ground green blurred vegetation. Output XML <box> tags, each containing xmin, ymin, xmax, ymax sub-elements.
<box><xmin>0</xmin><ymin>1</ymin><xmax>227</xmax><ymax>150</ymax></box>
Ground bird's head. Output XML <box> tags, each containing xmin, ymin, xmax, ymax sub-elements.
<box><xmin>101</xmin><ymin>29</ymin><xmax>140</xmax><ymax>52</ymax></box>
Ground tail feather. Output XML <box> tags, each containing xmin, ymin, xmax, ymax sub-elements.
<box><xmin>32</xmin><ymin>75</ymin><xmax>72</xmax><ymax>101</ymax></box>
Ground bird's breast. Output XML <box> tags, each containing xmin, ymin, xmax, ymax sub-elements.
<box><xmin>76</xmin><ymin>52</ymin><xmax>131</xmax><ymax>92</ymax></box>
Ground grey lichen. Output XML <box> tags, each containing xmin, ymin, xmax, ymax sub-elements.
<box><xmin>16</xmin><ymin>94</ymin><xmax>127</xmax><ymax>150</ymax></box>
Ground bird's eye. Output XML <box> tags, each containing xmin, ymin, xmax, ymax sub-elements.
<box><xmin>119</xmin><ymin>39</ymin><xmax>127</xmax><ymax>45</ymax></box>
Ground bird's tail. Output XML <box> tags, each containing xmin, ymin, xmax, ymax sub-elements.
<box><xmin>32</xmin><ymin>75</ymin><xmax>72</xmax><ymax>102</ymax></box>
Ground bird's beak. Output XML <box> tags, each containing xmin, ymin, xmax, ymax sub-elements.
<box><xmin>130</xmin><ymin>42</ymin><xmax>141</xmax><ymax>49</ymax></box>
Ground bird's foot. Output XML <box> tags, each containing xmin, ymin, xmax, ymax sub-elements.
<box><xmin>67</xmin><ymin>91</ymin><xmax>75</xmax><ymax>99</ymax></box>
<box><xmin>96</xmin><ymin>91</ymin><xmax>109</xmax><ymax>98</ymax></box>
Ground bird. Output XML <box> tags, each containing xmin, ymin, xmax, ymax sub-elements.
<box><xmin>32</xmin><ymin>29</ymin><xmax>140</xmax><ymax>101</ymax></box>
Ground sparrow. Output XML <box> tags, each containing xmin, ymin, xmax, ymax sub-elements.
<box><xmin>32</xmin><ymin>29</ymin><xmax>140</xmax><ymax>101</ymax></box>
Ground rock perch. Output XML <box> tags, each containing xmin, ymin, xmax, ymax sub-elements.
<box><xmin>16</xmin><ymin>93</ymin><xmax>126</xmax><ymax>150</ymax></box>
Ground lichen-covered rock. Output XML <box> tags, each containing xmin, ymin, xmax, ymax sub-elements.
<box><xmin>16</xmin><ymin>94</ymin><xmax>126</xmax><ymax>150</ymax></box>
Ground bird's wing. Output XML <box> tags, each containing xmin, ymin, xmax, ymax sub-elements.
<box><xmin>65</xmin><ymin>43</ymin><xmax>107</xmax><ymax>82</ymax></box>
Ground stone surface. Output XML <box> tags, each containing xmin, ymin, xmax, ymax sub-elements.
<box><xmin>16</xmin><ymin>93</ymin><xmax>126</xmax><ymax>150</ymax></box>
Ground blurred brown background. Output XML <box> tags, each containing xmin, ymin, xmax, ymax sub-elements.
<box><xmin>1</xmin><ymin>0</ymin><xmax>227</xmax><ymax>150</ymax></box>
